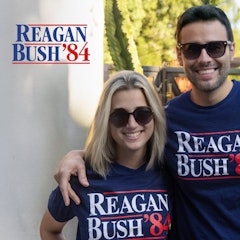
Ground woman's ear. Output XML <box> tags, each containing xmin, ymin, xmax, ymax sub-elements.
<box><xmin>176</xmin><ymin>47</ymin><xmax>183</xmax><ymax>66</ymax></box>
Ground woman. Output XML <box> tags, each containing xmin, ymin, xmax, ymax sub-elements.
<box><xmin>40</xmin><ymin>70</ymin><xmax>172</xmax><ymax>239</ymax></box>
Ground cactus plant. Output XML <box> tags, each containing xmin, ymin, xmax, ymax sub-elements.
<box><xmin>105</xmin><ymin>0</ymin><xmax>143</xmax><ymax>73</ymax></box>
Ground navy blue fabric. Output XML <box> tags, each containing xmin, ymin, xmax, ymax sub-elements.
<box><xmin>165</xmin><ymin>80</ymin><xmax>240</xmax><ymax>239</ymax></box>
<box><xmin>48</xmin><ymin>163</ymin><xmax>172</xmax><ymax>239</ymax></box>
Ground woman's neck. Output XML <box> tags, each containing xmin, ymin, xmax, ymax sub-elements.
<box><xmin>116</xmin><ymin>148</ymin><xmax>147</xmax><ymax>169</ymax></box>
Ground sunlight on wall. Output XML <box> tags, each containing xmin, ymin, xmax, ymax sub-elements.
<box><xmin>39</xmin><ymin>0</ymin><xmax>104</xmax><ymax>127</ymax></box>
<box><xmin>68</xmin><ymin>64</ymin><xmax>103</xmax><ymax>126</ymax></box>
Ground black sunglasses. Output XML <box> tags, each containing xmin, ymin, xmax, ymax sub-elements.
<box><xmin>177</xmin><ymin>41</ymin><xmax>232</xmax><ymax>60</ymax></box>
<box><xmin>109</xmin><ymin>106</ymin><xmax>153</xmax><ymax>128</ymax></box>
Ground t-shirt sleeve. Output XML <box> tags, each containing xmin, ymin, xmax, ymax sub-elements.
<box><xmin>48</xmin><ymin>187</ymin><xmax>75</xmax><ymax>222</ymax></box>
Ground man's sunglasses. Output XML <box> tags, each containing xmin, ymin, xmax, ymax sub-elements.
<box><xmin>109</xmin><ymin>106</ymin><xmax>153</xmax><ymax>128</ymax></box>
<box><xmin>177</xmin><ymin>41</ymin><xmax>232</xmax><ymax>60</ymax></box>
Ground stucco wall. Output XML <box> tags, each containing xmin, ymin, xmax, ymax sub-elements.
<box><xmin>0</xmin><ymin>1</ymin><xmax>103</xmax><ymax>239</ymax></box>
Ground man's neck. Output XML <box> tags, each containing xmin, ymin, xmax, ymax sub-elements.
<box><xmin>190</xmin><ymin>80</ymin><xmax>233</xmax><ymax>106</ymax></box>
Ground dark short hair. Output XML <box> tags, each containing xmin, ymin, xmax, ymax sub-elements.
<box><xmin>175</xmin><ymin>5</ymin><xmax>234</xmax><ymax>43</ymax></box>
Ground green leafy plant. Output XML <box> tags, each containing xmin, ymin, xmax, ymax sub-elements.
<box><xmin>105</xmin><ymin>0</ymin><xmax>143</xmax><ymax>73</ymax></box>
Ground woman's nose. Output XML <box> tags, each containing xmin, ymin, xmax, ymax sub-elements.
<box><xmin>126</xmin><ymin>114</ymin><xmax>138</xmax><ymax>128</ymax></box>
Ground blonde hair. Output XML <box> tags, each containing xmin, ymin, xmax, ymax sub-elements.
<box><xmin>84</xmin><ymin>70</ymin><xmax>166</xmax><ymax>177</ymax></box>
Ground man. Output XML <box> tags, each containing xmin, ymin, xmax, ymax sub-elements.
<box><xmin>54</xmin><ymin>5</ymin><xmax>240</xmax><ymax>239</ymax></box>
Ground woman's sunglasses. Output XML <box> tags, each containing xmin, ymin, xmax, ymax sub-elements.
<box><xmin>109</xmin><ymin>106</ymin><xmax>153</xmax><ymax>128</ymax></box>
<box><xmin>177</xmin><ymin>41</ymin><xmax>232</xmax><ymax>60</ymax></box>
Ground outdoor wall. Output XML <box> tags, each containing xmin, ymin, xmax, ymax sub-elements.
<box><xmin>0</xmin><ymin>1</ymin><xmax>103</xmax><ymax>239</ymax></box>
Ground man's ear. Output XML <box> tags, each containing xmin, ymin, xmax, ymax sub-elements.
<box><xmin>230</xmin><ymin>42</ymin><xmax>235</xmax><ymax>61</ymax></box>
<box><xmin>176</xmin><ymin>47</ymin><xmax>183</xmax><ymax>66</ymax></box>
